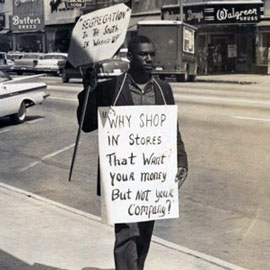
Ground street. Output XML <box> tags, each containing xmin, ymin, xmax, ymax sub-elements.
<box><xmin>0</xmin><ymin>76</ymin><xmax>270</xmax><ymax>270</ymax></box>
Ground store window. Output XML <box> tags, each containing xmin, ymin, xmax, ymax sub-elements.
<box><xmin>16</xmin><ymin>34</ymin><xmax>43</xmax><ymax>52</ymax></box>
<box><xmin>256</xmin><ymin>32</ymin><xmax>270</xmax><ymax>65</ymax></box>
<box><xmin>197</xmin><ymin>35</ymin><xmax>208</xmax><ymax>74</ymax></box>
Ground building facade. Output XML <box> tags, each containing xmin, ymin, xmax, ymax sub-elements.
<box><xmin>162</xmin><ymin>0</ymin><xmax>264</xmax><ymax>74</ymax></box>
<box><xmin>43</xmin><ymin>0</ymin><xmax>80</xmax><ymax>52</ymax></box>
<box><xmin>10</xmin><ymin>0</ymin><xmax>45</xmax><ymax>52</ymax></box>
<box><xmin>0</xmin><ymin>0</ymin><xmax>13</xmax><ymax>51</ymax></box>
<box><xmin>0</xmin><ymin>0</ymin><xmax>81</xmax><ymax>52</ymax></box>
<box><xmin>256</xmin><ymin>0</ymin><xmax>270</xmax><ymax>72</ymax></box>
<box><xmin>1</xmin><ymin>0</ymin><xmax>270</xmax><ymax>74</ymax></box>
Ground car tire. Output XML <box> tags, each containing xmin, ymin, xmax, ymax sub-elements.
<box><xmin>10</xmin><ymin>102</ymin><xmax>26</xmax><ymax>124</ymax></box>
<box><xmin>187</xmin><ymin>75</ymin><xmax>196</xmax><ymax>82</ymax></box>
<box><xmin>175</xmin><ymin>73</ymin><xmax>187</xmax><ymax>82</ymax></box>
<box><xmin>62</xmin><ymin>73</ymin><xmax>69</xmax><ymax>83</ymax></box>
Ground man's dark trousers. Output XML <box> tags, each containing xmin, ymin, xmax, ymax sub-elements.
<box><xmin>114</xmin><ymin>221</ymin><xmax>155</xmax><ymax>270</ymax></box>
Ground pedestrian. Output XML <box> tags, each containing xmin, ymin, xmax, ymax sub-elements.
<box><xmin>77</xmin><ymin>35</ymin><xmax>188</xmax><ymax>270</ymax></box>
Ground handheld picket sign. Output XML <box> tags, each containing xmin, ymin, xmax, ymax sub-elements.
<box><xmin>68</xmin><ymin>4</ymin><xmax>131</xmax><ymax>182</ymax></box>
<box><xmin>68</xmin><ymin>3</ymin><xmax>131</xmax><ymax>67</ymax></box>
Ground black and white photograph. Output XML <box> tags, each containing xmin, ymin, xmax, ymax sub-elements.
<box><xmin>0</xmin><ymin>0</ymin><xmax>270</xmax><ymax>270</ymax></box>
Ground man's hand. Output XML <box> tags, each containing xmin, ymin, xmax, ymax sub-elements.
<box><xmin>83</xmin><ymin>66</ymin><xmax>98</xmax><ymax>90</ymax></box>
<box><xmin>175</xmin><ymin>167</ymin><xmax>188</xmax><ymax>189</ymax></box>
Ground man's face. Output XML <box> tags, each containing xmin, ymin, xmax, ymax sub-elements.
<box><xmin>130</xmin><ymin>42</ymin><xmax>155</xmax><ymax>73</ymax></box>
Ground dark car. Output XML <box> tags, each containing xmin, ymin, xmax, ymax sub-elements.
<box><xmin>61</xmin><ymin>58</ymin><xmax>130</xmax><ymax>83</ymax></box>
<box><xmin>0</xmin><ymin>52</ymin><xmax>10</xmax><ymax>71</ymax></box>
<box><xmin>61</xmin><ymin>61</ymin><xmax>81</xmax><ymax>83</ymax></box>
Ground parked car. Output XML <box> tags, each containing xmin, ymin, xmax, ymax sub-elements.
<box><xmin>12</xmin><ymin>52</ymin><xmax>45</xmax><ymax>75</ymax></box>
<box><xmin>61</xmin><ymin>58</ymin><xmax>130</xmax><ymax>83</ymax></box>
<box><xmin>114</xmin><ymin>48</ymin><xmax>129</xmax><ymax>62</ymax></box>
<box><xmin>35</xmin><ymin>52</ymin><xmax>67</xmax><ymax>75</ymax></box>
<box><xmin>0</xmin><ymin>70</ymin><xmax>49</xmax><ymax>124</ymax></box>
<box><xmin>0</xmin><ymin>52</ymin><xmax>10</xmax><ymax>72</ymax></box>
<box><xmin>5</xmin><ymin>51</ymin><xmax>24</xmax><ymax>72</ymax></box>
<box><xmin>7</xmin><ymin>51</ymin><xmax>24</xmax><ymax>61</ymax></box>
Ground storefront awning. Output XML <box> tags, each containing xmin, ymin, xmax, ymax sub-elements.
<box><xmin>0</xmin><ymin>29</ymin><xmax>10</xmax><ymax>35</ymax></box>
<box><xmin>128</xmin><ymin>14</ymin><xmax>161</xmax><ymax>31</ymax></box>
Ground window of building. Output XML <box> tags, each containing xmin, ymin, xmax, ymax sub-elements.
<box><xmin>256</xmin><ymin>32</ymin><xmax>270</xmax><ymax>64</ymax></box>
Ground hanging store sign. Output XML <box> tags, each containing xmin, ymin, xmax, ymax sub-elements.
<box><xmin>11</xmin><ymin>0</ymin><xmax>44</xmax><ymax>31</ymax></box>
<box><xmin>66</xmin><ymin>0</ymin><xmax>86</xmax><ymax>8</ymax></box>
<box><xmin>162</xmin><ymin>3</ymin><xmax>263</xmax><ymax>25</ymax></box>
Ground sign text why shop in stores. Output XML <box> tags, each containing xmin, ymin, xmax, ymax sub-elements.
<box><xmin>98</xmin><ymin>105</ymin><xmax>179</xmax><ymax>225</ymax></box>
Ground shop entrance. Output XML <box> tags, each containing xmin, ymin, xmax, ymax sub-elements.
<box><xmin>208</xmin><ymin>35</ymin><xmax>235</xmax><ymax>73</ymax></box>
<box><xmin>55</xmin><ymin>30</ymin><xmax>71</xmax><ymax>52</ymax></box>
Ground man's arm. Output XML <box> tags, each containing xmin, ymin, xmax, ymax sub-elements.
<box><xmin>77</xmin><ymin>85</ymin><xmax>99</xmax><ymax>132</ymax></box>
<box><xmin>176</xmin><ymin>124</ymin><xmax>188</xmax><ymax>188</ymax></box>
<box><xmin>77</xmin><ymin>72</ymin><xmax>115</xmax><ymax>132</ymax></box>
<box><xmin>158</xmin><ymin>79</ymin><xmax>188</xmax><ymax>187</ymax></box>
<box><xmin>177</xmin><ymin>124</ymin><xmax>188</xmax><ymax>170</ymax></box>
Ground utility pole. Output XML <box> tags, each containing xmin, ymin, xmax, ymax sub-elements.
<box><xmin>178</xmin><ymin>0</ymin><xmax>184</xmax><ymax>22</ymax></box>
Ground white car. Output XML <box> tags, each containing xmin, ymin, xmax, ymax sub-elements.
<box><xmin>6</xmin><ymin>51</ymin><xmax>24</xmax><ymax>70</ymax></box>
<box><xmin>0</xmin><ymin>70</ymin><xmax>49</xmax><ymax>124</ymax></box>
<box><xmin>12</xmin><ymin>52</ymin><xmax>45</xmax><ymax>75</ymax></box>
<box><xmin>35</xmin><ymin>53</ymin><xmax>67</xmax><ymax>75</ymax></box>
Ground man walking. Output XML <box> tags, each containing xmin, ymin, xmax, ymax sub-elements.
<box><xmin>77</xmin><ymin>35</ymin><xmax>188</xmax><ymax>270</ymax></box>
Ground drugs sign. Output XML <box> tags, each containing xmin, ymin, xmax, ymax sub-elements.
<box><xmin>68</xmin><ymin>3</ymin><xmax>131</xmax><ymax>67</ymax></box>
<box><xmin>66</xmin><ymin>0</ymin><xmax>86</xmax><ymax>8</ymax></box>
<box><xmin>98</xmin><ymin>105</ymin><xmax>179</xmax><ymax>225</ymax></box>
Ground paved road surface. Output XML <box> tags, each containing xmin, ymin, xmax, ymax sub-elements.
<box><xmin>0</xmin><ymin>76</ymin><xmax>269</xmax><ymax>270</ymax></box>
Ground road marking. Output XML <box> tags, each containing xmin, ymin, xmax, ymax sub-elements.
<box><xmin>242</xmin><ymin>209</ymin><xmax>259</xmax><ymax>240</ymax></box>
<box><xmin>48</xmin><ymin>96</ymin><xmax>77</xmax><ymax>102</ymax></box>
<box><xmin>0</xmin><ymin>129</ymin><xmax>11</xmax><ymax>134</ymax></box>
<box><xmin>27</xmin><ymin>118</ymin><xmax>43</xmax><ymax>124</ymax></box>
<box><xmin>233</xmin><ymin>116</ymin><xmax>270</xmax><ymax>122</ymax></box>
<box><xmin>19</xmin><ymin>143</ymin><xmax>75</xmax><ymax>172</ymax></box>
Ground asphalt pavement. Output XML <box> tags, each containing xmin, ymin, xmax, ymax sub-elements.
<box><xmin>2</xmin><ymin>73</ymin><xmax>268</xmax><ymax>270</ymax></box>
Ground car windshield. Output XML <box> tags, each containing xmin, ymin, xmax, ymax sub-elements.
<box><xmin>44</xmin><ymin>55</ymin><xmax>66</xmax><ymax>60</ymax></box>
<box><xmin>0</xmin><ymin>70</ymin><xmax>11</xmax><ymax>82</ymax></box>
<box><xmin>24</xmin><ymin>54</ymin><xmax>41</xmax><ymax>59</ymax></box>
<box><xmin>0</xmin><ymin>54</ymin><xmax>6</xmax><ymax>59</ymax></box>
<box><xmin>7</xmin><ymin>54</ymin><xmax>23</xmax><ymax>60</ymax></box>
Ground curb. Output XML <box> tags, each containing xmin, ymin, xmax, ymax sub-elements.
<box><xmin>0</xmin><ymin>182</ymin><xmax>249</xmax><ymax>270</ymax></box>
<box><xmin>196</xmin><ymin>79</ymin><xmax>254</xmax><ymax>85</ymax></box>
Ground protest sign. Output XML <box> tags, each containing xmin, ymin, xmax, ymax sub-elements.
<box><xmin>98</xmin><ymin>105</ymin><xmax>179</xmax><ymax>224</ymax></box>
<box><xmin>68</xmin><ymin>3</ymin><xmax>131</xmax><ymax>67</ymax></box>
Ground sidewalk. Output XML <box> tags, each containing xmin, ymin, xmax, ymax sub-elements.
<box><xmin>0</xmin><ymin>183</ymin><xmax>249</xmax><ymax>270</ymax></box>
<box><xmin>196</xmin><ymin>73</ymin><xmax>270</xmax><ymax>85</ymax></box>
